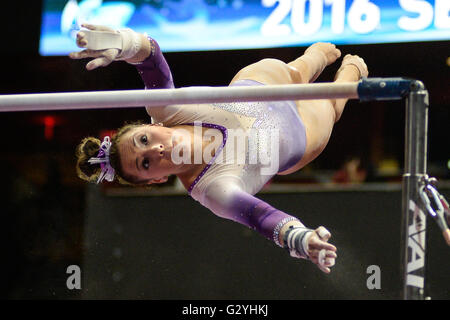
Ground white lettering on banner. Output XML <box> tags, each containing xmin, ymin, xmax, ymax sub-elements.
<box><xmin>325</xmin><ymin>0</ymin><xmax>346</xmax><ymax>34</ymax></box>
<box><xmin>398</xmin><ymin>0</ymin><xmax>434</xmax><ymax>31</ymax></box>
<box><xmin>262</xmin><ymin>0</ymin><xmax>381</xmax><ymax>36</ymax></box>
<box><xmin>261</xmin><ymin>0</ymin><xmax>292</xmax><ymax>36</ymax></box>
<box><xmin>435</xmin><ymin>0</ymin><xmax>450</xmax><ymax>29</ymax></box>
<box><xmin>406</xmin><ymin>200</ymin><xmax>426</xmax><ymax>289</ymax></box>
<box><xmin>396</xmin><ymin>0</ymin><xmax>450</xmax><ymax>31</ymax></box>
<box><xmin>291</xmin><ymin>0</ymin><xmax>323</xmax><ymax>35</ymax></box>
<box><xmin>261</xmin><ymin>0</ymin><xmax>449</xmax><ymax>38</ymax></box>
<box><xmin>347</xmin><ymin>0</ymin><xmax>380</xmax><ymax>34</ymax></box>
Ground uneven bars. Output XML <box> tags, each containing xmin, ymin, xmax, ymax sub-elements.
<box><xmin>2</xmin><ymin>74</ymin><xmax>444</xmax><ymax>299</ymax></box>
<box><xmin>0</xmin><ymin>78</ymin><xmax>411</xmax><ymax>112</ymax></box>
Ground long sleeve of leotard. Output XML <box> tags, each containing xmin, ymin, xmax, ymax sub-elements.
<box><xmin>134</xmin><ymin>37</ymin><xmax>174</xmax><ymax>89</ymax></box>
<box><xmin>200</xmin><ymin>176</ymin><xmax>303</xmax><ymax>246</ymax></box>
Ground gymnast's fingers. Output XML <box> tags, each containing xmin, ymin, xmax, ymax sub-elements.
<box><xmin>318</xmin><ymin>249</ymin><xmax>336</xmax><ymax>267</ymax></box>
<box><xmin>75</xmin><ymin>31</ymin><xmax>87</xmax><ymax>48</ymax></box>
<box><xmin>316</xmin><ymin>226</ymin><xmax>331</xmax><ymax>241</ymax></box>
<box><xmin>324</xmin><ymin>257</ymin><xmax>335</xmax><ymax>267</ymax></box>
<box><xmin>86</xmin><ymin>56</ymin><xmax>114</xmax><ymax>70</ymax></box>
<box><xmin>318</xmin><ymin>263</ymin><xmax>331</xmax><ymax>274</ymax></box>
<box><xmin>308</xmin><ymin>235</ymin><xmax>337</xmax><ymax>252</ymax></box>
<box><xmin>81</xmin><ymin>23</ymin><xmax>115</xmax><ymax>32</ymax></box>
<box><xmin>311</xmin><ymin>250</ymin><xmax>334</xmax><ymax>274</ymax></box>
<box><xmin>309</xmin><ymin>250</ymin><xmax>337</xmax><ymax>260</ymax></box>
<box><xmin>69</xmin><ymin>49</ymin><xmax>104</xmax><ymax>60</ymax></box>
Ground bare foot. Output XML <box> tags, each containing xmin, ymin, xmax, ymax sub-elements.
<box><xmin>294</xmin><ymin>42</ymin><xmax>341</xmax><ymax>82</ymax></box>
<box><xmin>335</xmin><ymin>54</ymin><xmax>369</xmax><ymax>81</ymax></box>
<box><xmin>304</xmin><ymin>42</ymin><xmax>342</xmax><ymax>66</ymax></box>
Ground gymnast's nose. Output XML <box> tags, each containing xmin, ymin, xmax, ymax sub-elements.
<box><xmin>149</xmin><ymin>144</ymin><xmax>165</xmax><ymax>158</ymax></box>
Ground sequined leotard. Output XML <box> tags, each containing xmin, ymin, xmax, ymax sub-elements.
<box><xmin>135</xmin><ymin>38</ymin><xmax>308</xmax><ymax>247</ymax></box>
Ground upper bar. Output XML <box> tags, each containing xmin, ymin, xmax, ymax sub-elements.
<box><xmin>0</xmin><ymin>82</ymin><xmax>359</xmax><ymax>112</ymax></box>
<box><xmin>0</xmin><ymin>77</ymin><xmax>416</xmax><ymax>112</ymax></box>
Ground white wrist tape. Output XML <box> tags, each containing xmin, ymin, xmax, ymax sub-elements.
<box><xmin>83</xmin><ymin>30</ymin><xmax>122</xmax><ymax>50</ymax></box>
<box><xmin>116</xmin><ymin>28</ymin><xmax>142</xmax><ymax>60</ymax></box>
<box><xmin>83</xmin><ymin>28</ymin><xmax>142</xmax><ymax>60</ymax></box>
<box><xmin>302</xmin><ymin>231</ymin><xmax>312</xmax><ymax>256</ymax></box>
<box><xmin>285</xmin><ymin>227</ymin><xmax>312</xmax><ymax>259</ymax></box>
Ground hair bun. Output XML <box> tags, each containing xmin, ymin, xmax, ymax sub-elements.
<box><xmin>76</xmin><ymin>137</ymin><xmax>102</xmax><ymax>182</ymax></box>
<box><xmin>82</xmin><ymin>138</ymin><xmax>101</xmax><ymax>158</ymax></box>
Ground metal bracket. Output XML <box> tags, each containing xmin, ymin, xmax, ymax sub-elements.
<box><xmin>419</xmin><ymin>176</ymin><xmax>450</xmax><ymax>245</ymax></box>
<box><xmin>358</xmin><ymin>77</ymin><xmax>425</xmax><ymax>101</ymax></box>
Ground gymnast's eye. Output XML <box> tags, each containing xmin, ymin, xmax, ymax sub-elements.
<box><xmin>142</xmin><ymin>158</ymin><xmax>150</xmax><ymax>170</ymax></box>
<box><xmin>140</xmin><ymin>135</ymin><xmax>148</xmax><ymax>145</ymax></box>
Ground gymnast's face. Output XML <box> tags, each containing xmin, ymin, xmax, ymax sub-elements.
<box><xmin>118</xmin><ymin>124</ymin><xmax>178</xmax><ymax>184</ymax></box>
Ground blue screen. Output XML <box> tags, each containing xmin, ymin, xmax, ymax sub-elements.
<box><xmin>40</xmin><ymin>0</ymin><xmax>450</xmax><ymax>55</ymax></box>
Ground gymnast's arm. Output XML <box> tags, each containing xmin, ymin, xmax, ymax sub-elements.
<box><xmin>200</xmin><ymin>176</ymin><xmax>337</xmax><ymax>273</ymax></box>
<box><xmin>69</xmin><ymin>24</ymin><xmax>175</xmax><ymax>121</ymax></box>
<box><xmin>68</xmin><ymin>24</ymin><xmax>174</xmax><ymax>90</ymax></box>
<box><xmin>132</xmin><ymin>37</ymin><xmax>174</xmax><ymax>90</ymax></box>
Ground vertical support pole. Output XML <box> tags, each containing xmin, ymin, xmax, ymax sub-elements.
<box><xmin>401</xmin><ymin>81</ymin><xmax>429</xmax><ymax>300</ymax></box>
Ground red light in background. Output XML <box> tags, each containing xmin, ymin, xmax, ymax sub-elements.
<box><xmin>31</xmin><ymin>115</ymin><xmax>64</xmax><ymax>141</ymax></box>
<box><xmin>43</xmin><ymin>116</ymin><xmax>56</xmax><ymax>140</ymax></box>
<box><xmin>100</xmin><ymin>129</ymin><xmax>117</xmax><ymax>140</ymax></box>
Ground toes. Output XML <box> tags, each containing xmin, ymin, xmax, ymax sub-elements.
<box><xmin>314</xmin><ymin>43</ymin><xmax>341</xmax><ymax>63</ymax></box>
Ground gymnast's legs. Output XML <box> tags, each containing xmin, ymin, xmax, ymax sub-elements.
<box><xmin>229</xmin><ymin>42</ymin><xmax>368</xmax><ymax>175</ymax></box>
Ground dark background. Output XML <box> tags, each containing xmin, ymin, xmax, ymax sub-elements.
<box><xmin>0</xmin><ymin>1</ymin><xmax>448</xmax><ymax>299</ymax></box>
<box><xmin>80</xmin><ymin>186</ymin><xmax>450</xmax><ymax>300</ymax></box>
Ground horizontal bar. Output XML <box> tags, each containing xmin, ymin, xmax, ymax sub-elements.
<box><xmin>0</xmin><ymin>82</ymin><xmax>359</xmax><ymax>112</ymax></box>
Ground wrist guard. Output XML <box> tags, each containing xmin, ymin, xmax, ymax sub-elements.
<box><xmin>83</xmin><ymin>28</ymin><xmax>143</xmax><ymax>60</ymax></box>
<box><xmin>283</xmin><ymin>226</ymin><xmax>313</xmax><ymax>259</ymax></box>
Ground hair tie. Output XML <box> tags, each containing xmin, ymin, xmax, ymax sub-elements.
<box><xmin>88</xmin><ymin>136</ymin><xmax>115</xmax><ymax>183</ymax></box>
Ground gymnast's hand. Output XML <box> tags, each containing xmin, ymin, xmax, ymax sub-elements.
<box><xmin>69</xmin><ymin>23</ymin><xmax>147</xmax><ymax>70</ymax></box>
<box><xmin>69</xmin><ymin>24</ymin><xmax>120</xmax><ymax>70</ymax></box>
<box><xmin>284</xmin><ymin>225</ymin><xmax>337</xmax><ymax>274</ymax></box>
<box><xmin>306</xmin><ymin>227</ymin><xmax>337</xmax><ymax>274</ymax></box>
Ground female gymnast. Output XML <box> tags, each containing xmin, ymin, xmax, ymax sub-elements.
<box><xmin>73</xmin><ymin>24</ymin><xmax>368</xmax><ymax>274</ymax></box>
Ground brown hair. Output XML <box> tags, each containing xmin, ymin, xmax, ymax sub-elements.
<box><xmin>75</xmin><ymin>122</ymin><xmax>147</xmax><ymax>185</ymax></box>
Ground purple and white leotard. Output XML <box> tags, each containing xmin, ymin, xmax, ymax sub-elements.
<box><xmin>134</xmin><ymin>38</ymin><xmax>308</xmax><ymax>247</ymax></box>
